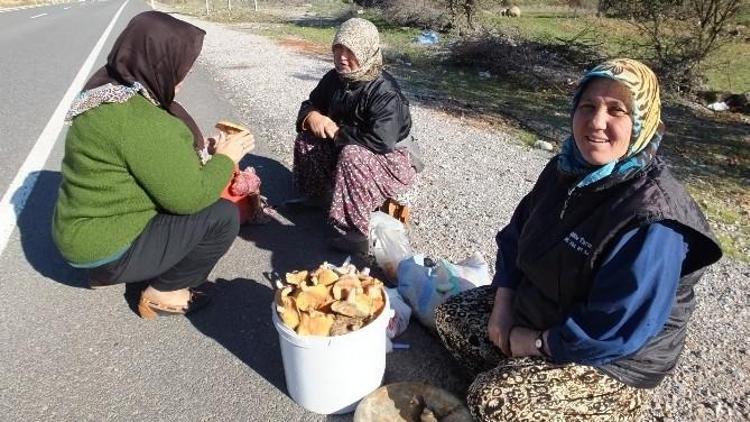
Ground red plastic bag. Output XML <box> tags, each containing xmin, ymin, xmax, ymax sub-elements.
<box><xmin>220</xmin><ymin>167</ymin><xmax>261</xmax><ymax>225</ymax></box>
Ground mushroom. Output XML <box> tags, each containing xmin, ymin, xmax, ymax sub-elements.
<box><xmin>296</xmin><ymin>310</ymin><xmax>334</xmax><ymax>336</ymax></box>
<box><xmin>275</xmin><ymin>287</ymin><xmax>299</xmax><ymax>330</ymax></box>
<box><xmin>329</xmin><ymin>315</ymin><xmax>364</xmax><ymax>336</ymax></box>
<box><xmin>316</xmin><ymin>268</ymin><xmax>339</xmax><ymax>286</ymax></box>
<box><xmin>352</xmin><ymin>290</ymin><xmax>375</xmax><ymax>317</ymax></box>
<box><xmin>274</xmin><ymin>286</ymin><xmax>294</xmax><ymax>307</ymax></box>
<box><xmin>332</xmin><ymin>275</ymin><xmax>362</xmax><ymax>300</ymax></box>
<box><xmin>295</xmin><ymin>284</ymin><xmax>330</xmax><ymax>312</ymax></box>
<box><xmin>331</xmin><ymin>300</ymin><xmax>369</xmax><ymax>319</ymax></box>
<box><xmin>363</xmin><ymin>284</ymin><xmax>385</xmax><ymax>315</ymax></box>
<box><xmin>285</xmin><ymin>270</ymin><xmax>308</xmax><ymax>285</ymax></box>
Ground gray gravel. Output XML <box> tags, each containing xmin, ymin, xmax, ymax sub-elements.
<box><xmin>183</xmin><ymin>16</ymin><xmax>750</xmax><ymax>421</ymax></box>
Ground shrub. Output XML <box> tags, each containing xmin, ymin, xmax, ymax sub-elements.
<box><xmin>375</xmin><ymin>0</ymin><xmax>454</xmax><ymax>31</ymax></box>
<box><xmin>448</xmin><ymin>27</ymin><xmax>606</xmax><ymax>88</ymax></box>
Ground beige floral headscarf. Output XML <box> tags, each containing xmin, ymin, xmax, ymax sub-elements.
<box><xmin>332</xmin><ymin>18</ymin><xmax>383</xmax><ymax>82</ymax></box>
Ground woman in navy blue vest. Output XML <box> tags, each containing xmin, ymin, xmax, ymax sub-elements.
<box><xmin>435</xmin><ymin>59</ymin><xmax>722</xmax><ymax>421</ymax></box>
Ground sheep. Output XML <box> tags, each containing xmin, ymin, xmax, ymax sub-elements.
<box><xmin>501</xmin><ymin>6</ymin><xmax>521</xmax><ymax>17</ymax></box>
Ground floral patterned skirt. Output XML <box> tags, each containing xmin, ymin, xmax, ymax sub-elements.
<box><xmin>435</xmin><ymin>286</ymin><xmax>645</xmax><ymax>422</ymax></box>
<box><xmin>292</xmin><ymin>133</ymin><xmax>415</xmax><ymax>235</ymax></box>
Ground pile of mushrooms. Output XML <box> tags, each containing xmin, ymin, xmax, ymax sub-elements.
<box><xmin>275</xmin><ymin>263</ymin><xmax>386</xmax><ymax>337</ymax></box>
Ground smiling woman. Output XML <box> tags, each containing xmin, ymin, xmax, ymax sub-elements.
<box><xmin>433</xmin><ymin>58</ymin><xmax>723</xmax><ymax>421</ymax></box>
<box><xmin>572</xmin><ymin>78</ymin><xmax>633</xmax><ymax>165</ymax></box>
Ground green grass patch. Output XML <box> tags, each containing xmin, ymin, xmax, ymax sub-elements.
<box><xmin>687</xmin><ymin>184</ymin><xmax>749</xmax><ymax>262</ymax></box>
<box><xmin>703</xmin><ymin>42</ymin><xmax>750</xmax><ymax>93</ymax></box>
<box><xmin>258</xmin><ymin>22</ymin><xmax>336</xmax><ymax>46</ymax></box>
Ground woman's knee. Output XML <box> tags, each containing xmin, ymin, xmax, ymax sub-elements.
<box><xmin>466</xmin><ymin>369</ymin><xmax>520</xmax><ymax>422</ymax></box>
<box><xmin>434</xmin><ymin>300</ymin><xmax>455</xmax><ymax>336</ymax></box>
<box><xmin>210</xmin><ymin>199</ymin><xmax>241</xmax><ymax>240</ymax></box>
<box><xmin>435</xmin><ymin>290</ymin><xmax>480</xmax><ymax>336</ymax></box>
<box><xmin>339</xmin><ymin>144</ymin><xmax>371</xmax><ymax>167</ymax></box>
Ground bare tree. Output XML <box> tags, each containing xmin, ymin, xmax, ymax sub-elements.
<box><xmin>613</xmin><ymin>0</ymin><xmax>744</xmax><ymax>91</ymax></box>
<box><xmin>447</xmin><ymin>0</ymin><xmax>479</xmax><ymax>30</ymax></box>
<box><xmin>568</xmin><ymin>0</ymin><xmax>583</xmax><ymax>18</ymax></box>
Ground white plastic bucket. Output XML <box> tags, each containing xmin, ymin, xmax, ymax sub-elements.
<box><xmin>271</xmin><ymin>294</ymin><xmax>393</xmax><ymax>415</ymax></box>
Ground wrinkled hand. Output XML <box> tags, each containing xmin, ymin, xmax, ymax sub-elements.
<box><xmin>214</xmin><ymin>130</ymin><xmax>255</xmax><ymax>163</ymax></box>
<box><xmin>488</xmin><ymin>287</ymin><xmax>515</xmax><ymax>357</ymax></box>
<box><xmin>305</xmin><ymin>110</ymin><xmax>339</xmax><ymax>140</ymax></box>
<box><xmin>509</xmin><ymin>326</ymin><xmax>539</xmax><ymax>358</ymax></box>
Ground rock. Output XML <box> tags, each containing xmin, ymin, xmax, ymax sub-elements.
<box><xmin>533</xmin><ymin>140</ymin><xmax>554</xmax><ymax>151</ymax></box>
<box><xmin>707</xmin><ymin>101</ymin><xmax>730</xmax><ymax>112</ymax></box>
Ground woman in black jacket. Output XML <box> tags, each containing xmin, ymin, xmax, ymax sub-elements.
<box><xmin>292</xmin><ymin>18</ymin><xmax>420</xmax><ymax>253</ymax></box>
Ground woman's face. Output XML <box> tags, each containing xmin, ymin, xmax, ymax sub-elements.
<box><xmin>333</xmin><ymin>44</ymin><xmax>360</xmax><ymax>73</ymax></box>
<box><xmin>572</xmin><ymin>78</ymin><xmax>633</xmax><ymax>166</ymax></box>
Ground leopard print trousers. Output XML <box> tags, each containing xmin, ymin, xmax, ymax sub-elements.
<box><xmin>435</xmin><ymin>286</ymin><xmax>645</xmax><ymax>421</ymax></box>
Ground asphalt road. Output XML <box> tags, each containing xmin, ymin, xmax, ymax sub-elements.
<box><xmin>0</xmin><ymin>2</ymin><xmax>464</xmax><ymax>421</ymax></box>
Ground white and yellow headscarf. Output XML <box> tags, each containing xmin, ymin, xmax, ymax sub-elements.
<box><xmin>332</xmin><ymin>18</ymin><xmax>383</xmax><ymax>83</ymax></box>
<box><xmin>559</xmin><ymin>58</ymin><xmax>665</xmax><ymax>187</ymax></box>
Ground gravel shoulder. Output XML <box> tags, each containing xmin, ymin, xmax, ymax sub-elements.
<box><xmin>182</xmin><ymin>15</ymin><xmax>750</xmax><ymax>421</ymax></box>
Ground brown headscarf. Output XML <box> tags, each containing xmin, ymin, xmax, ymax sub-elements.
<box><xmin>83</xmin><ymin>11</ymin><xmax>206</xmax><ymax>148</ymax></box>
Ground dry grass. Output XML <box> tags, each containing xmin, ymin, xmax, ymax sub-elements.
<box><xmin>0</xmin><ymin>0</ymin><xmax>46</xmax><ymax>6</ymax></box>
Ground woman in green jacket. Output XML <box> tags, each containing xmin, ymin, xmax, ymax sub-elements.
<box><xmin>53</xmin><ymin>11</ymin><xmax>254</xmax><ymax>319</ymax></box>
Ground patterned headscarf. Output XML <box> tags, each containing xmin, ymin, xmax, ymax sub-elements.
<box><xmin>558</xmin><ymin>58</ymin><xmax>665</xmax><ymax>188</ymax></box>
<box><xmin>332</xmin><ymin>18</ymin><xmax>383</xmax><ymax>82</ymax></box>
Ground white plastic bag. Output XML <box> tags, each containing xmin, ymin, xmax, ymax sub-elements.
<box><xmin>369</xmin><ymin>211</ymin><xmax>412</xmax><ymax>281</ymax></box>
<box><xmin>397</xmin><ymin>253</ymin><xmax>490</xmax><ymax>331</ymax></box>
<box><xmin>447</xmin><ymin>252</ymin><xmax>491</xmax><ymax>290</ymax></box>
<box><xmin>385</xmin><ymin>288</ymin><xmax>411</xmax><ymax>339</ymax></box>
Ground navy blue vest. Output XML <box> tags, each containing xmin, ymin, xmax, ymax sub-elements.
<box><xmin>512</xmin><ymin>157</ymin><xmax>722</xmax><ymax>388</ymax></box>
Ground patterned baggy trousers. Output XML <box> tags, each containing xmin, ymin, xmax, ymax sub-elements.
<box><xmin>435</xmin><ymin>286</ymin><xmax>645</xmax><ymax>422</ymax></box>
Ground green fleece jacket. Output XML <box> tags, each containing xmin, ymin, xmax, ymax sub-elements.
<box><xmin>53</xmin><ymin>94</ymin><xmax>234</xmax><ymax>265</ymax></box>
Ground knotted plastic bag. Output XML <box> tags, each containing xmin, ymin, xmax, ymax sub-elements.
<box><xmin>397</xmin><ymin>253</ymin><xmax>490</xmax><ymax>331</ymax></box>
<box><xmin>369</xmin><ymin>211</ymin><xmax>413</xmax><ymax>282</ymax></box>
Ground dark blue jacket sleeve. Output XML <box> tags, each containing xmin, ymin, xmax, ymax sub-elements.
<box><xmin>547</xmin><ymin>221</ymin><xmax>688</xmax><ymax>365</ymax></box>
<box><xmin>491</xmin><ymin>194</ymin><xmax>532</xmax><ymax>289</ymax></box>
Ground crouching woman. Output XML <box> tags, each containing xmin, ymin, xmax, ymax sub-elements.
<box><xmin>53</xmin><ymin>12</ymin><xmax>254</xmax><ymax>319</ymax></box>
<box><xmin>292</xmin><ymin>18</ymin><xmax>422</xmax><ymax>254</ymax></box>
<box><xmin>435</xmin><ymin>58</ymin><xmax>722</xmax><ymax>420</ymax></box>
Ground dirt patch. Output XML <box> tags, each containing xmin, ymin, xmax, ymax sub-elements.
<box><xmin>277</xmin><ymin>36</ymin><xmax>330</xmax><ymax>56</ymax></box>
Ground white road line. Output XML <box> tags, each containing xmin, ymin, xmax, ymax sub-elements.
<box><xmin>63</xmin><ymin>6</ymin><xmax>71</xmax><ymax>10</ymax></box>
<box><xmin>30</xmin><ymin>12</ymin><xmax>47</xmax><ymax>19</ymax></box>
<box><xmin>0</xmin><ymin>0</ymin><xmax>130</xmax><ymax>257</ymax></box>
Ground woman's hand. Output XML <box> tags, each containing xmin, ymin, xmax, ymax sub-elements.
<box><xmin>488</xmin><ymin>287</ymin><xmax>515</xmax><ymax>357</ymax></box>
<box><xmin>510</xmin><ymin>326</ymin><xmax>538</xmax><ymax>357</ymax></box>
<box><xmin>214</xmin><ymin>130</ymin><xmax>255</xmax><ymax>163</ymax></box>
<box><xmin>305</xmin><ymin>111</ymin><xmax>339</xmax><ymax>139</ymax></box>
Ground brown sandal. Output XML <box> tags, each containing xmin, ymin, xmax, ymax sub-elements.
<box><xmin>137</xmin><ymin>289</ymin><xmax>212</xmax><ymax>320</ymax></box>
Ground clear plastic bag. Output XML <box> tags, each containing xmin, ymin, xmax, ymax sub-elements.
<box><xmin>369</xmin><ymin>211</ymin><xmax>413</xmax><ymax>282</ymax></box>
